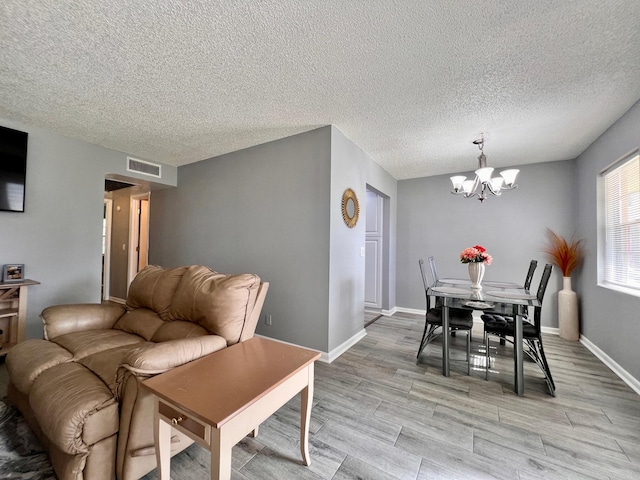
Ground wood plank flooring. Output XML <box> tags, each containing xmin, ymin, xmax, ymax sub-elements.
<box><xmin>2</xmin><ymin>311</ymin><xmax>640</xmax><ymax>479</ymax></box>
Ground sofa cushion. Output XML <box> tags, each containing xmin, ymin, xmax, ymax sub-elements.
<box><xmin>113</xmin><ymin>308</ymin><xmax>165</xmax><ymax>341</ymax></box>
<box><xmin>79</xmin><ymin>344</ymin><xmax>145</xmax><ymax>393</ymax></box>
<box><xmin>169</xmin><ymin>266</ymin><xmax>261</xmax><ymax>345</ymax></box>
<box><xmin>6</xmin><ymin>339</ymin><xmax>73</xmax><ymax>395</ymax></box>
<box><xmin>30</xmin><ymin>362</ymin><xmax>119</xmax><ymax>455</ymax></box>
<box><xmin>150</xmin><ymin>320</ymin><xmax>209</xmax><ymax>342</ymax></box>
<box><xmin>42</xmin><ymin>303</ymin><xmax>126</xmax><ymax>340</ymax></box>
<box><xmin>53</xmin><ymin>329</ymin><xmax>145</xmax><ymax>360</ymax></box>
<box><xmin>126</xmin><ymin>265</ymin><xmax>187</xmax><ymax>320</ymax></box>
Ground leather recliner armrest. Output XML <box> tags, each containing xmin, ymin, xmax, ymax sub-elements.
<box><xmin>115</xmin><ymin>335</ymin><xmax>228</xmax><ymax>400</ymax></box>
<box><xmin>42</xmin><ymin>303</ymin><xmax>127</xmax><ymax>340</ymax></box>
<box><xmin>118</xmin><ymin>335</ymin><xmax>228</xmax><ymax>376</ymax></box>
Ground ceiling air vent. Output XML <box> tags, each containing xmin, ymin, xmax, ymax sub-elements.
<box><xmin>127</xmin><ymin>157</ymin><xmax>161</xmax><ymax>178</ymax></box>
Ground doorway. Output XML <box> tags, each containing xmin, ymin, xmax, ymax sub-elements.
<box><xmin>103</xmin><ymin>177</ymin><xmax>151</xmax><ymax>302</ymax></box>
<box><xmin>364</xmin><ymin>189</ymin><xmax>384</xmax><ymax>309</ymax></box>
<box><xmin>128</xmin><ymin>193</ymin><xmax>150</xmax><ymax>287</ymax></box>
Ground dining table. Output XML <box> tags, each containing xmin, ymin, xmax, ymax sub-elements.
<box><xmin>427</xmin><ymin>278</ymin><xmax>541</xmax><ymax>396</ymax></box>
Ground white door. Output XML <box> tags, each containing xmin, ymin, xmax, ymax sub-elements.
<box><xmin>364</xmin><ymin>190</ymin><xmax>383</xmax><ymax>308</ymax></box>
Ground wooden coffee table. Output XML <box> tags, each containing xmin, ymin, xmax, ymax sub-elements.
<box><xmin>142</xmin><ymin>336</ymin><xmax>321</xmax><ymax>480</ymax></box>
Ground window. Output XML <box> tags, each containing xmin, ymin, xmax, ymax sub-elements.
<box><xmin>600</xmin><ymin>151</ymin><xmax>640</xmax><ymax>295</ymax></box>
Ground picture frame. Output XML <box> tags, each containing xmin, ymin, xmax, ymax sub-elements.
<box><xmin>2</xmin><ymin>264</ymin><xmax>25</xmax><ymax>283</ymax></box>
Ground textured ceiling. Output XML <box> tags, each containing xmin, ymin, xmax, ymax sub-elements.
<box><xmin>2</xmin><ymin>1</ymin><xmax>640</xmax><ymax>180</ymax></box>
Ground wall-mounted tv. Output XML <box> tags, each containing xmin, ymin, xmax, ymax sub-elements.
<box><xmin>0</xmin><ymin>125</ymin><xmax>28</xmax><ymax>212</ymax></box>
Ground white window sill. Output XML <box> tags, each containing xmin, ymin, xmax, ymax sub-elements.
<box><xmin>598</xmin><ymin>282</ymin><xmax>640</xmax><ymax>298</ymax></box>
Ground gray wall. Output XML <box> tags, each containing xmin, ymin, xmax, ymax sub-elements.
<box><xmin>149</xmin><ymin>127</ymin><xmax>333</xmax><ymax>351</ymax></box>
<box><xmin>0</xmin><ymin>117</ymin><xmax>177</xmax><ymax>339</ymax></box>
<box><xmin>396</xmin><ymin>159</ymin><xmax>577</xmax><ymax>330</ymax></box>
<box><xmin>575</xmin><ymin>100</ymin><xmax>640</xmax><ymax>381</ymax></box>
<box><xmin>328</xmin><ymin>127</ymin><xmax>397</xmax><ymax>351</ymax></box>
<box><xmin>148</xmin><ymin>126</ymin><xmax>398</xmax><ymax>355</ymax></box>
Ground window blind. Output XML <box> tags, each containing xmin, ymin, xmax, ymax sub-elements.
<box><xmin>603</xmin><ymin>154</ymin><xmax>640</xmax><ymax>290</ymax></box>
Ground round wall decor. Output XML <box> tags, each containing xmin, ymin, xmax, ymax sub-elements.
<box><xmin>341</xmin><ymin>188</ymin><xmax>359</xmax><ymax>228</ymax></box>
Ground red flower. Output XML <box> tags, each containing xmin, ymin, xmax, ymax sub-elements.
<box><xmin>473</xmin><ymin>245</ymin><xmax>486</xmax><ymax>253</ymax></box>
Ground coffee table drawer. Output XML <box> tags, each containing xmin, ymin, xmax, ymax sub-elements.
<box><xmin>159</xmin><ymin>401</ymin><xmax>206</xmax><ymax>440</ymax></box>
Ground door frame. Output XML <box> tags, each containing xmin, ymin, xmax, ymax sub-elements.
<box><xmin>102</xmin><ymin>198</ymin><xmax>113</xmax><ymax>301</ymax></box>
<box><xmin>127</xmin><ymin>193</ymin><xmax>150</xmax><ymax>288</ymax></box>
<box><xmin>365</xmin><ymin>186</ymin><xmax>392</xmax><ymax>312</ymax></box>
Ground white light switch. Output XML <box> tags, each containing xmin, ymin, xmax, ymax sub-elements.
<box><xmin>360</xmin><ymin>246</ymin><xmax>365</xmax><ymax>257</ymax></box>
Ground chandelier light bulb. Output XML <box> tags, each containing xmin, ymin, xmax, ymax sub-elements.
<box><xmin>462</xmin><ymin>179</ymin><xmax>475</xmax><ymax>194</ymax></box>
<box><xmin>490</xmin><ymin>177</ymin><xmax>504</xmax><ymax>192</ymax></box>
<box><xmin>500</xmin><ymin>169</ymin><xmax>519</xmax><ymax>187</ymax></box>
<box><xmin>450</xmin><ymin>175</ymin><xmax>467</xmax><ymax>192</ymax></box>
<box><xmin>475</xmin><ymin>167</ymin><xmax>494</xmax><ymax>183</ymax></box>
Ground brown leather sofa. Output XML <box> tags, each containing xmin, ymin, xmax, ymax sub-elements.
<box><xmin>6</xmin><ymin>265</ymin><xmax>269</xmax><ymax>480</ymax></box>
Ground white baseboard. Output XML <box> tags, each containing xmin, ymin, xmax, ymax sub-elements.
<box><xmin>394</xmin><ymin>306</ymin><xmax>423</xmax><ymax>315</ymax></box>
<box><xmin>256</xmin><ymin>329</ymin><xmax>367</xmax><ymax>364</ymax></box>
<box><xmin>319</xmin><ymin>328</ymin><xmax>367</xmax><ymax>363</ymax></box>
<box><xmin>580</xmin><ymin>335</ymin><xmax>640</xmax><ymax>396</ymax></box>
<box><xmin>322</xmin><ymin>329</ymin><xmax>367</xmax><ymax>363</ymax></box>
<box><xmin>108</xmin><ymin>296</ymin><xmax>126</xmax><ymax>305</ymax></box>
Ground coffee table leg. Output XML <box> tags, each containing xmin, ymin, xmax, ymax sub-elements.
<box><xmin>154</xmin><ymin>398</ymin><xmax>171</xmax><ymax>480</ymax></box>
<box><xmin>300</xmin><ymin>363</ymin><xmax>314</xmax><ymax>466</ymax></box>
<box><xmin>210</xmin><ymin>428</ymin><xmax>232</xmax><ymax>480</ymax></box>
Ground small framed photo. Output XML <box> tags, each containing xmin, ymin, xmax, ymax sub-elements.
<box><xmin>3</xmin><ymin>264</ymin><xmax>25</xmax><ymax>283</ymax></box>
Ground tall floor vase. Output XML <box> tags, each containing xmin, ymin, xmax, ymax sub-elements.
<box><xmin>468</xmin><ymin>262</ymin><xmax>485</xmax><ymax>290</ymax></box>
<box><xmin>558</xmin><ymin>276</ymin><xmax>579</xmax><ymax>340</ymax></box>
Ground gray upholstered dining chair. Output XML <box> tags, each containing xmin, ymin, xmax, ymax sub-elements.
<box><xmin>481</xmin><ymin>264</ymin><xmax>556</xmax><ymax>395</ymax></box>
<box><xmin>417</xmin><ymin>259</ymin><xmax>474</xmax><ymax>373</ymax></box>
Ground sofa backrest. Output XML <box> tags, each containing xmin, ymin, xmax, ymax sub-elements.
<box><xmin>117</xmin><ymin>265</ymin><xmax>268</xmax><ymax>345</ymax></box>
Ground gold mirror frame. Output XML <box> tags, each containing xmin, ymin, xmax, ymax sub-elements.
<box><xmin>341</xmin><ymin>188</ymin><xmax>360</xmax><ymax>228</ymax></box>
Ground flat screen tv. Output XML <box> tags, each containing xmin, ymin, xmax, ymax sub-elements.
<box><xmin>0</xmin><ymin>125</ymin><xmax>28</xmax><ymax>212</ymax></box>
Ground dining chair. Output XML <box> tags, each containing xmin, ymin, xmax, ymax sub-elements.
<box><xmin>427</xmin><ymin>256</ymin><xmax>439</xmax><ymax>284</ymax></box>
<box><xmin>480</xmin><ymin>264</ymin><xmax>556</xmax><ymax>395</ymax></box>
<box><xmin>494</xmin><ymin>259</ymin><xmax>538</xmax><ymax>346</ymax></box>
<box><xmin>417</xmin><ymin>259</ymin><xmax>474</xmax><ymax>373</ymax></box>
<box><xmin>523</xmin><ymin>259</ymin><xmax>537</xmax><ymax>289</ymax></box>
<box><xmin>427</xmin><ymin>255</ymin><xmax>462</xmax><ymax>338</ymax></box>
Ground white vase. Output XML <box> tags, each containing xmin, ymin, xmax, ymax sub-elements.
<box><xmin>468</xmin><ymin>262</ymin><xmax>485</xmax><ymax>290</ymax></box>
<box><xmin>558</xmin><ymin>276</ymin><xmax>579</xmax><ymax>341</ymax></box>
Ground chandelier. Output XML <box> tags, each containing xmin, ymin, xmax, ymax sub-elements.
<box><xmin>450</xmin><ymin>134</ymin><xmax>519</xmax><ymax>202</ymax></box>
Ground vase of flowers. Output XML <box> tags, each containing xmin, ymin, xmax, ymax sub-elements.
<box><xmin>544</xmin><ymin>229</ymin><xmax>584</xmax><ymax>341</ymax></box>
<box><xmin>460</xmin><ymin>245</ymin><xmax>493</xmax><ymax>290</ymax></box>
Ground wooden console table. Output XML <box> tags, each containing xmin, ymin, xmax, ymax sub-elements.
<box><xmin>0</xmin><ymin>279</ymin><xmax>39</xmax><ymax>356</ymax></box>
<box><xmin>142</xmin><ymin>336</ymin><xmax>321</xmax><ymax>480</ymax></box>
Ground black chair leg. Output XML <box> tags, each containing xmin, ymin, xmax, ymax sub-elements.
<box><xmin>417</xmin><ymin>319</ymin><xmax>430</xmax><ymax>360</ymax></box>
<box><xmin>536</xmin><ymin>339</ymin><xmax>556</xmax><ymax>395</ymax></box>
<box><xmin>417</xmin><ymin>322</ymin><xmax>437</xmax><ymax>362</ymax></box>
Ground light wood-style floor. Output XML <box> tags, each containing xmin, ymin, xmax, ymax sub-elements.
<box><xmin>2</xmin><ymin>311</ymin><xmax>640</xmax><ymax>479</ymax></box>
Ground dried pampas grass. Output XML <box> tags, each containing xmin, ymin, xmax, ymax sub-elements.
<box><xmin>544</xmin><ymin>228</ymin><xmax>584</xmax><ymax>277</ymax></box>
